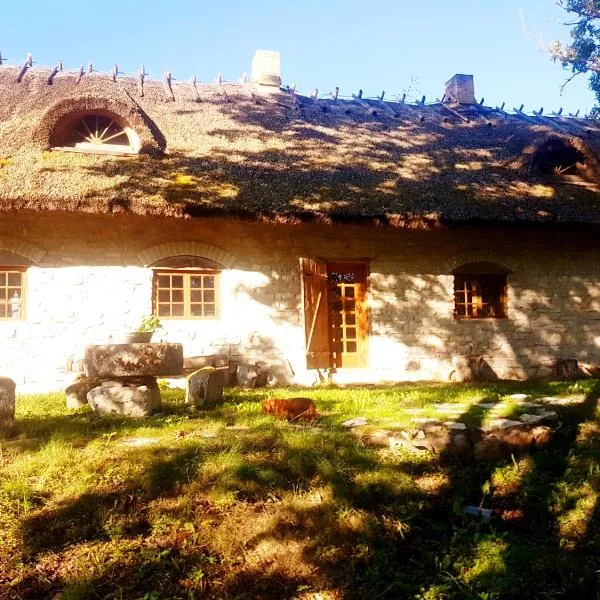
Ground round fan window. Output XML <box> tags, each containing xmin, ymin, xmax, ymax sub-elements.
<box><xmin>51</xmin><ymin>112</ymin><xmax>140</xmax><ymax>155</ymax></box>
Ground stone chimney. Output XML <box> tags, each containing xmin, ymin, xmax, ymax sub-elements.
<box><xmin>444</xmin><ymin>74</ymin><xmax>476</xmax><ymax>104</ymax></box>
<box><xmin>251</xmin><ymin>50</ymin><xmax>281</xmax><ymax>92</ymax></box>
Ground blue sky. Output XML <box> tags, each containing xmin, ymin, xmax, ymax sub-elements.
<box><xmin>1</xmin><ymin>0</ymin><xmax>595</xmax><ymax>114</ymax></box>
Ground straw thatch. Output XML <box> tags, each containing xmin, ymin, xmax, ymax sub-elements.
<box><xmin>1</xmin><ymin>66</ymin><xmax>600</xmax><ymax>226</ymax></box>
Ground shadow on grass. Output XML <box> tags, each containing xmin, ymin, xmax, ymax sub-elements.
<box><xmin>6</xmin><ymin>382</ymin><xmax>600</xmax><ymax>599</ymax></box>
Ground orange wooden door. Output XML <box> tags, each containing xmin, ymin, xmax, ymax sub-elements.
<box><xmin>300</xmin><ymin>258</ymin><xmax>331</xmax><ymax>369</ymax></box>
<box><xmin>327</xmin><ymin>263</ymin><xmax>369</xmax><ymax>368</ymax></box>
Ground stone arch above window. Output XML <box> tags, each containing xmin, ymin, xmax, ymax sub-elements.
<box><xmin>37</xmin><ymin>96</ymin><xmax>165</xmax><ymax>155</ymax></box>
<box><xmin>442</xmin><ymin>249</ymin><xmax>518</xmax><ymax>275</ymax></box>
<box><xmin>137</xmin><ymin>241</ymin><xmax>236</xmax><ymax>269</ymax></box>
<box><xmin>0</xmin><ymin>236</ymin><xmax>45</xmax><ymax>265</ymax></box>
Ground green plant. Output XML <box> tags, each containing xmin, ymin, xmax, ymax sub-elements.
<box><xmin>136</xmin><ymin>314</ymin><xmax>161</xmax><ymax>333</ymax></box>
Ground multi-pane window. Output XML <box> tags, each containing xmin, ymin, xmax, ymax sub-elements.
<box><xmin>454</xmin><ymin>274</ymin><xmax>506</xmax><ymax>319</ymax></box>
<box><xmin>0</xmin><ymin>269</ymin><xmax>25</xmax><ymax>320</ymax></box>
<box><xmin>153</xmin><ymin>270</ymin><xmax>219</xmax><ymax>319</ymax></box>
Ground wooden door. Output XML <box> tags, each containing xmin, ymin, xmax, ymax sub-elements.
<box><xmin>327</xmin><ymin>262</ymin><xmax>369</xmax><ymax>368</ymax></box>
<box><xmin>300</xmin><ymin>258</ymin><xmax>331</xmax><ymax>369</ymax></box>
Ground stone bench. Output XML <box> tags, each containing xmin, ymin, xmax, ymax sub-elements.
<box><xmin>74</xmin><ymin>343</ymin><xmax>184</xmax><ymax>417</ymax></box>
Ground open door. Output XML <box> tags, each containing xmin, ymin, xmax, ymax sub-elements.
<box><xmin>301</xmin><ymin>259</ymin><xmax>370</xmax><ymax>371</ymax></box>
<box><xmin>300</xmin><ymin>258</ymin><xmax>331</xmax><ymax>370</ymax></box>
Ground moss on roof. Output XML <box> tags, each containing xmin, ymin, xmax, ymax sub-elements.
<box><xmin>1</xmin><ymin>66</ymin><xmax>600</xmax><ymax>226</ymax></box>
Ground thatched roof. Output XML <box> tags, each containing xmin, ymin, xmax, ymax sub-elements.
<box><xmin>2</xmin><ymin>65</ymin><xmax>600</xmax><ymax>226</ymax></box>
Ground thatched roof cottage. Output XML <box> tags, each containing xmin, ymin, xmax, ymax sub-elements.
<box><xmin>1</xmin><ymin>50</ymin><xmax>600</xmax><ymax>389</ymax></box>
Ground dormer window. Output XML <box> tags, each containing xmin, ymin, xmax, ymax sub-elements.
<box><xmin>530</xmin><ymin>136</ymin><xmax>600</xmax><ymax>187</ymax></box>
<box><xmin>50</xmin><ymin>111</ymin><xmax>140</xmax><ymax>155</ymax></box>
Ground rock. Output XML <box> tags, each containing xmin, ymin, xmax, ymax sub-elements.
<box><xmin>424</xmin><ymin>430</ymin><xmax>451</xmax><ymax>453</ymax></box>
<box><xmin>234</xmin><ymin>362</ymin><xmax>270</xmax><ymax>388</ymax></box>
<box><xmin>474</xmin><ymin>436</ymin><xmax>504</xmax><ymax>461</ymax></box>
<box><xmin>537</xmin><ymin>409</ymin><xmax>558</xmax><ymax>421</ymax></box>
<box><xmin>0</xmin><ymin>377</ymin><xmax>16</xmax><ymax>427</ymax></box>
<box><xmin>481</xmin><ymin>418</ymin><xmax>523</xmax><ymax>432</ymax></box>
<box><xmin>414</xmin><ymin>429</ymin><xmax>426</xmax><ymax>440</ymax></box>
<box><xmin>185</xmin><ymin>367</ymin><xmax>226</xmax><ymax>409</ymax></box>
<box><xmin>87</xmin><ymin>378</ymin><xmax>161</xmax><ymax>417</ymax></box>
<box><xmin>446</xmin><ymin>421</ymin><xmax>467</xmax><ymax>430</ymax></box>
<box><xmin>519</xmin><ymin>413</ymin><xmax>544</xmax><ymax>426</ymax></box>
<box><xmin>464</xmin><ymin>506</ymin><xmax>494</xmax><ymax>521</ymax></box>
<box><xmin>477</xmin><ymin>403</ymin><xmax>497</xmax><ymax>409</ymax></box>
<box><xmin>499</xmin><ymin>428</ymin><xmax>533</xmax><ymax>450</ymax></box>
<box><xmin>65</xmin><ymin>377</ymin><xmax>101</xmax><ymax>409</ymax></box>
<box><xmin>508</xmin><ymin>393</ymin><xmax>530</xmax><ymax>400</ymax></box>
<box><xmin>555</xmin><ymin>358</ymin><xmax>579</xmax><ymax>380</ymax></box>
<box><xmin>411</xmin><ymin>417</ymin><xmax>442</xmax><ymax>426</ymax></box>
<box><xmin>366</xmin><ymin>429</ymin><xmax>393</xmax><ymax>446</ymax></box>
<box><xmin>84</xmin><ymin>343</ymin><xmax>183</xmax><ymax>378</ymax></box>
<box><xmin>531</xmin><ymin>426</ymin><xmax>552</xmax><ymax>447</ymax></box>
<box><xmin>389</xmin><ymin>436</ymin><xmax>428</xmax><ymax>453</ymax></box>
<box><xmin>452</xmin><ymin>433</ymin><xmax>471</xmax><ymax>454</ymax></box>
<box><xmin>341</xmin><ymin>417</ymin><xmax>368</xmax><ymax>428</ymax></box>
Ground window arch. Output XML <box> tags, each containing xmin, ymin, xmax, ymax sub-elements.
<box><xmin>50</xmin><ymin>110</ymin><xmax>140</xmax><ymax>155</ymax></box>
<box><xmin>453</xmin><ymin>261</ymin><xmax>508</xmax><ymax>320</ymax></box>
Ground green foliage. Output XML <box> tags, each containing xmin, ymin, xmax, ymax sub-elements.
<box><xmin>550</xmin><ymin>1</ymin><xmax>600</xmax><ymax>108</ymax></box>
<box><xmin>136</xmin><ymin>314</ymin><xmax>161</xmax><ymax>332</ymax></box>
<box><xmin>0</xmin><ymin>381</ymin><xmax>599</xmax><ymax>598</ymax></box>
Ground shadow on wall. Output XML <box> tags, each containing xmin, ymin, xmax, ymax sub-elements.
<box><xmin>227</xmin><ymin>255</ymin><xmax>600</xmax><ymax>383</ymax></box>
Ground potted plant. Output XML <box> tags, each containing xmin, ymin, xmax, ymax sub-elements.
<box><xmin>124</xmin><ymin>314</ymin><xmax>162</xmax><ymax>343</ymax></box>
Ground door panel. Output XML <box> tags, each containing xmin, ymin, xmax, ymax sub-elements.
<box><xmin>300</xmin><ymin>258</ymin><xmax>331</xmax><ymax>369</ymax></box>
<box><xmin>327</xmin><ymin>263</ymin><xmax>369</xmax><ymax>368</ymax></box>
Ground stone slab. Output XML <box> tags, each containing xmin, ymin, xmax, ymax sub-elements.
<box><xmin>481</xmin><ymin>418</ymin><xmax>524</xmax><ymax>433</ymax></box>
<box><xmin>185</xmin><ymin>367</ymin><xmax>226</xmax><ymax>409</ymax></box>
<box><xmin>84</xmin><ymin>343</ymin><xmax>183</xmax><ymax>378</ymax></box>
<box><xmin>65</xmin><ymin>377</ymin><xmax>101</xmax><ymax>409</ymax></box>
<box><xmin>87</xmin><ymin>378</ymin><xmax>161</xmax><ymax>417</ymax></box>
<box><xmin>0</xmin><ymin>377</ymin><xmax>16</xmax><ymax>426</ymax></box>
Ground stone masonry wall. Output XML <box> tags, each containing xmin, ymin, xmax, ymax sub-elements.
<box><xmin>0</xmin><ymin>213</ymin><xmax>598</xmax><ymax>390</ymax></box>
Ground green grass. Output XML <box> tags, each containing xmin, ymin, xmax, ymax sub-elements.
<box><xmin>0</xmin><ymin>380</ymin><xmax>599</xmax><ymax>599</ymax></box>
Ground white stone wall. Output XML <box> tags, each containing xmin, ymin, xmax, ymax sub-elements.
<box><xmin>1</xmin><ymin>214</ymin><xmax>600</xmax><ymax>391</ymax></box>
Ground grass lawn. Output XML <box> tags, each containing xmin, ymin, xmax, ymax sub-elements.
<box><xmin>0</xmin><ymin>380</ymin><xmax>599</xmax><ymax>599</ymax></box>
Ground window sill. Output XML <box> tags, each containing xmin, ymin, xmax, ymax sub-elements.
<box><xmin>51</xmin><ymin>146</ymin><xmax>139</xmax><ymax>157</ymax></box>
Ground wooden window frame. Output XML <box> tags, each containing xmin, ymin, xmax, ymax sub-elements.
<box><xmin>0</xmin><ymin>266</ymin><xmax>27</xmax><ymax>321</ymax></box>
<box><xmin>152</xmin><ymin>268</ymin><xmax>220</xmax><ymax>320</ymax></box>
<box><xmin>454</xmin><ymin>274</ymin><xmax>507</xmax><ymax>320</ymax></box>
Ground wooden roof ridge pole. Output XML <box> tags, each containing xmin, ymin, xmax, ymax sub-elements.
<box><xmin>375</xmin><ymin>91</ymin><xmax>399</xmax><ymax>117</ymax></box>
<box><xmin>216</xmin><ymin>73</ymin><xmax>230</xmax><ymax>103</ymax></box>
<box><xmin>439</xmin><ymin>101</ymin><xmax>470</xmax><ymax>123</ymax></box>
<box><xmin>137</xmin><ymin>65</ymin><xmax>146</xmax><ymax>97</ymax></box>
<box><xmin>163</xmin><ymin>71</ymin><xmax>175</xmax><ymax>101</ymax></box>
<box><xmin>191</xmin><ymin>74</ymin><xmax>201</xmax><ymax>102</ymax></box>
<box><xmin>351</xmin><ymin>89</ymin><xmax>378</xmax><ymax>115</ymax></box>
<box><xmin>16</xmin><ymin>53</ymin><xmax>32</xmax><ymax>83</ymax></box>
<box><xmin>46</xmin><ymin>60</ymin><xmax>63</xmax><ymax>85</ymax></box>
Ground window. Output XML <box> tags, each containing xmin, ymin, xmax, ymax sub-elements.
<box><xmin>153</xmin><ymin>270</ymin><xmax>219</xmax><ymax>319</ymax></box>
<box><xmin>0</xmin><ymin>268</ymin><xmax>25</xmax><ymax>320</ymax></box>
<box><xmin>51</xmin><ymin>111</ymin><xmax>140</xmax><ymax>155</ymax></box>
<box><xmin>454</xmin><ymin>274</ymin><xmax>506</xmax><ymax>319</ymax></box>
<box><xmin>453</xmin><ymin>262</ymin><xmax>508</xmax><ymax>319</ymax></box>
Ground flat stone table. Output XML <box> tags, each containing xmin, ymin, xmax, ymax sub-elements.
<box><xmin>80</xmin><ymin>343</ymin><xmax>184</xmax><ymax>417</ymax></box>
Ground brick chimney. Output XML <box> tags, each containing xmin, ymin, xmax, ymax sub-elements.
<box><xmin>444</xmin><ymin>74</ymin><xmax>476</xmax><ymax>104</ymax></box>
<box><xmin>251</xmin><ymin>50</ymin><xmax>281</xmax><ymax>92</ymax></box>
